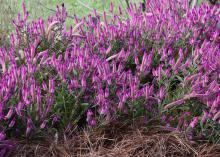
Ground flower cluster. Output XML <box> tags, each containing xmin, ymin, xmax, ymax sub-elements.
<box><xmin>0</xmin><ymin>0</ymin><xmax>219</xmax><ymax>147</ymax></box>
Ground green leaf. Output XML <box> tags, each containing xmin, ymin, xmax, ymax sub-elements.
<box><xmin>190</xmin><ymin>0</ymin><xmax>198</xmax><ymax>9</ymax></box>
<box><xmin>81</xmin><ymin>103</ymin><xmax>89</xmax><ymax>106</ymax></box>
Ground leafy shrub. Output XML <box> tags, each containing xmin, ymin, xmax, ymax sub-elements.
<box><xmin>0</xmin><ymin>0</ymin><xmax>219</xmax><ymax>153</ymax></box>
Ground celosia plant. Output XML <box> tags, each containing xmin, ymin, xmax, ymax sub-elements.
<box><xmin>0</xmin><ymin>1</ymin><xmax>219</xmax><ymax>155</ymax></box>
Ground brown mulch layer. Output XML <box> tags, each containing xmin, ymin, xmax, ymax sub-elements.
<box><xmin>11</xmin><ymin>118</ymin><xmax>220</xmax><ymax>157</ymax></box>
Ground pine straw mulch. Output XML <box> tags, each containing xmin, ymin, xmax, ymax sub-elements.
<box><xmin>11</xmin><ymin>118</ymin><xmax>220</xmax><ymax>157</ymax></box>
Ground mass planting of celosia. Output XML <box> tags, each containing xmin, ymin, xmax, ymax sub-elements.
<box><xmin>0</xmin><ymin>0</ymin><xmax>219</xmax><ymax>153</ymax></box>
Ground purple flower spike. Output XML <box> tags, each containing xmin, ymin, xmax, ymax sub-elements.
<box><xmin>0</xmin><ymin>132</ymin><xmax>6</xmax><ymax>141</ymax></box>
<box><xmin>26</xmin><ymin>117</ymin><xmax>34</xmax><ymax>137</ymax></box>
<box><xmin>189</xmin><ymin>117</ymin><xmax>199</xmax><ymax>128</ymax></box>
<box><xmin>49</xmin><ymin>78</ymin><xmax>55</xmax><ymax>94</ymax></box>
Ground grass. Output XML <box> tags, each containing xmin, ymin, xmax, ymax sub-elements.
<box><xmin>0</xmin><ymin>0</ymin><xmax>142</xmax><ymax>47</ymax></box>
<box><xmin>0</xmin><ymin>0</ymin><xmax>206</xmax><ymax>35</ymax></box>
<box><xmin>0</xmin><ymin>0</ymin><xmax>142</xmax><ymax>31</ymax></box>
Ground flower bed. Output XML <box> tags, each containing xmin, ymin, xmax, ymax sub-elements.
<box><xmin>0</xmin><ymin>0</ymin><xmax>219</xmax><ymax>155</ymax></box>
